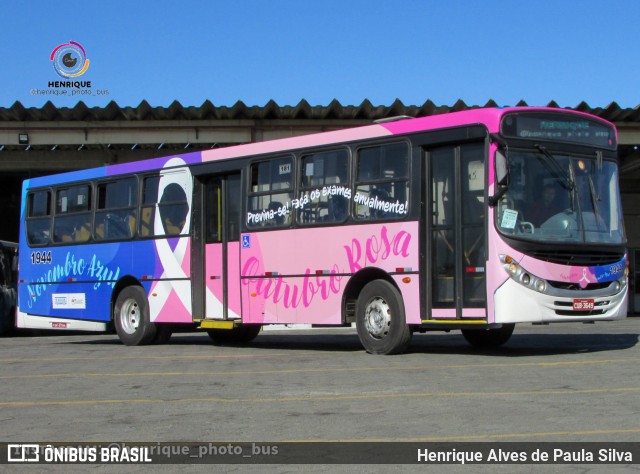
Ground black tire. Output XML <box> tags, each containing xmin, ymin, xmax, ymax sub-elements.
<box><xmin>356</xmin><ymin>280</ymin><xmax>412</xmax><ymax>355</ymax></box>
<box><xmin>461</xmin><ymin>324</ymin><xmax>515</xmax><ymax>348</ymax></box>
<box><xmin>113</xmin><ymin>286</ymin><xmax>156</xmax><ymax>346</ymax></box>
<box><xmin>207</xmin><ymin>324</ymin><xmax>262</xmax><ymax>344</ymax></box>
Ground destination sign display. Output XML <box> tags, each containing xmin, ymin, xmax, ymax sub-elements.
<box><xmin>500</xmin><ymin>113</ymin><xmax>616</xmax><ymax>148</ymax></box>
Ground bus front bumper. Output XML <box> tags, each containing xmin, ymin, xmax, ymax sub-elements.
<box><xmin>494</xmin><ymin>278</ymin><xmax>628</xmax><ymax>324</ymax></box>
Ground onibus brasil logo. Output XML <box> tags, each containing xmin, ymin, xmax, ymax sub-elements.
<box><xmin>50</xmin><ymin>41</ymin><xmax>90</xmax><ymax>78</ymax></box>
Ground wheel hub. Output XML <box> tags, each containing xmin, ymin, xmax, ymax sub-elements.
<box><xmin>364</xmin><ymin>297</ymin><xmax>391</xmax><ymax>339</ymax></box>
<box><xmin>120</xmin><ymin>298</ymin><xmax>140</xmax><ymax>335</ymax></box>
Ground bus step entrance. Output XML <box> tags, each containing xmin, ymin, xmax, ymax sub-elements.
<box><xmin>199</xmin><ymin>320</ymin><xmax>236</xmax><ymax>330</ymax></box>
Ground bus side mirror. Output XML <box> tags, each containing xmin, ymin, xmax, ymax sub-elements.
<box><xmin>489</xmin><ymin>149</ymin><xmax>509</xmax><ymax>207</ymax></box>
<box><xmin>495</xmin><ymin>150</ymin><xmax>508</xmax><ymax>186</ymax></box>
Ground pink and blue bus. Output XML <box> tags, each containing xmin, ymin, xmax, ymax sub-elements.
<box><xmin>17</xmin><ymin>107</ymin><xmax>628</xmax><ymax>354</ymax></box>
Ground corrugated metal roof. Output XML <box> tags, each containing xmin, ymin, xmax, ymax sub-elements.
<box><xmin>2</xmin><ymin>99</ymin><xmax>640</xmax><ymax>122</ymax></box>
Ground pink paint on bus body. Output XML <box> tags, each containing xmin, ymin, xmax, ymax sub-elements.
<box><xmin>150</xmin><ymin>238</ymin><xmax>193</xmax><ymax>323</ymax></box>
<box><xmin>238</xmin><ymin>222</ymin><xmax>420</xmax><ymax>325</ymax></box>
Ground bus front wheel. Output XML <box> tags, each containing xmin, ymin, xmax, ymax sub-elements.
<box><xmin>356</xmin><ymin>280</ymin><xmax>412</xmax><ymax>355</ymax></box>
<box><xmin>114</xmin><ymin>286</ymin><xmax>157</xmax><ymax>346</ymax></box>
<box><xmin>461</xmin><ymin>324</ymin><xmax>515</xmax><ymax>348</ymax></box>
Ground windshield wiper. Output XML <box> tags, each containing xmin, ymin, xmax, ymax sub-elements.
<box><xmin>567</xmin><ymin>157</ymin><xmax>576</xmax><ymax>212</ymax></box>
<box><xmin>588</xmin><ymin>174</ymin><xmax>601</xmax><ymax>225</ymax></box>
<box><xmin>534</xmin><ymin>144</ymin><xmax>575</xmax><ymax>191</ymax></box>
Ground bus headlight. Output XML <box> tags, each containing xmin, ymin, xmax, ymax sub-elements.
<box><xmin>500</xmin><ymin>254</ymin><xmax>548</xmax><ymax>294</ymax></box>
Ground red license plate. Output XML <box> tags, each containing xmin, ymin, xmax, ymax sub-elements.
<box><xmin>573</xmin><ymin>298</ymin><xmax>595</xmax><ymax>311</ymax></box>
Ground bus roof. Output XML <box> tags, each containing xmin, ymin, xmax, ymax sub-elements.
<box><xmin>201</xmin><ymin>106</ymin><xmax>614</xmax><ymax>161</ymax></box>
<box><xmin>23</xmin><ymin>107</ymin><xmax>614</xmax><ymax>187</ymax></box>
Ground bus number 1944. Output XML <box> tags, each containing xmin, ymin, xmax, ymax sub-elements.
<box><xmin>30</xmin><ymin>251</ymin><xmax>53</xmax><ymax>265</ymax></box>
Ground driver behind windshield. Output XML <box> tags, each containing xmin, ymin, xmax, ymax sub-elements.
<box><xmin>527</xmin><ymin>183</ymin><xmax>562</xmax><ymax>227</ymax></box>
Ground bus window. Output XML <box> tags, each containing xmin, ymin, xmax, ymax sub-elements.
<box><xmin>26</xmin><ymin>190</ymin><xmax>51</xmax><ymax>246</ymax></box>
<box><xmin>354</xmin><ymin>143</ymin><xmax>409</xmax><ymax>220</ymax></box>
<box><xmin>159</xmin><ymin>184</ymin><xmax>189</xmax><ymax>235</ymax></box>
<box><xmin>247</xmin><ymin>156</ymin><xmax>293</xmax><ymax>229</ymax></box>
<box><xmin>141</xmin><ymin>176</ymin><xmax>159</xmax><ymax>237</ymax></box>
<box><xmin>52</xmin><ymin>185</ymin><xmax>92</xmax><ymax>243</ymax></box>
<box><xmin>298</xmin><ymin>149</ymin><xmax>349</xmax><ymax>224</ymax></box>
<box><xmin>95</xmin><ymin>178</ymin><xmax>138</xmax><ymax>241</ymax></box>
<box><xmin>140</xmin><ymin>175</ymin><xmax>189</xmax><ymax>237</ymax></box>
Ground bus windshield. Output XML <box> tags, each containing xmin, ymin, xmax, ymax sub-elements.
<box><xmin>495</xmin><ymin>149</ymin><xmax>625</xmax><ymax>244</ymax></box>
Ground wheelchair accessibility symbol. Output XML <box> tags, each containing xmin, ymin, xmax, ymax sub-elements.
<box><xmin>241</xmin><ymin>234</ymin><xmax>251</xmax><ymax>249</ymax></box>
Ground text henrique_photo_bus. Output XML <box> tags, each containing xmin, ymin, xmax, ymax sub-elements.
<box><xmin>17</xmin><ymin>107</ymin><xmax>629</xmax><ymax>354</ymax></box>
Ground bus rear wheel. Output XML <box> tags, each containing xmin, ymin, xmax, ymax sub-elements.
<box><xmin>356</xmin><ymin>280</ymin><xmax>412</xmax><ymax>355</ymax></box>
<box><xmin>114</xmin><ymin>286</ymin><xmax>156</xmax><ymax>346</ymax></box>
<box><xmin>461</xmin><ymin>324</ymin><xmax>515</xmax><ymax>348</ymax></box>
<box><xmin>207</xmin><ymin>324</ymin><xmax>261</xmax><ymax>344</ymax></box>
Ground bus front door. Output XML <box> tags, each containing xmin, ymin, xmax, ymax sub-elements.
<box><xmin>428</xmin><ymin>143</ymin><xmax>487</xmax><ymax>320</ymax></box>
<box><xmin>193</xmin><ymin>173</ymin><xmax>242</xmax><ymax>321</ymax></box>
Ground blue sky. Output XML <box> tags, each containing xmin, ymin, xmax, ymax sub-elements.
<box><xmin>2</xmin><ymin>0</ymin><xmax>639</xmax><ymax>109</ymax></box>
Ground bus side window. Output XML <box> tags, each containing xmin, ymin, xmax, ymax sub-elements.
<box><xmin>247</xmin><ymin>157</ymin><xmax>293</xmax><ymax>229</ymax></box>
<box><xmin>26</xmin><ymin>190</ymin><xmax>52</xmax><ymax>245</ymax></box>
<box><xmin>95</xmin><ymin>178</ymin><xmax>138</xmax><ymax>241</ymax></box>
<box><xmin>140</xmin><ymin>176</ymin><xmax>160</xmax><ymax>237</ymax></box>
<box><xmin>354</xmin><ymin>142</ymin><xmax>409</xmax><ymax>221</ymax></box>
<box><xmin>159</xmin><ymin>184</ymin><xmax>189</xmax><ymax>235</ymax></box>
<box><xmin>141</xmin><ymin>174</ymin><xmax>190</xmax><ymax>237</ymax></box>
<box><xmin>297</xmin><ymin>149</ymin><xmax>349</xmax><ymax>225</ymax></box>
<box><xmin>53</xmin><ymin>185</ymin><xmax>92</xmax><ymax>244</ymax></box>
